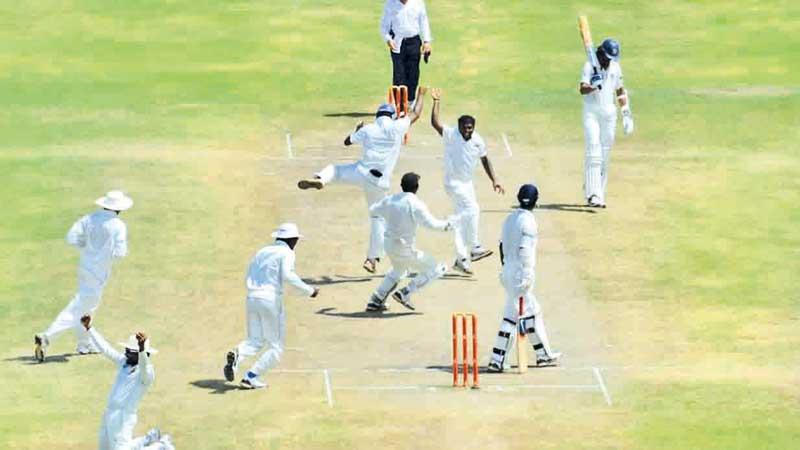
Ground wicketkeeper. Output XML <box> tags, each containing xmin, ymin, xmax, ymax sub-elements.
<box><xmin>488</xmin><ymin>184</ymin><xmax>560</xmax><ymax>372</ymax></box>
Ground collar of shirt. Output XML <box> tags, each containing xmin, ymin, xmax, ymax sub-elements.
<box><xmin>273</xmin><ymin>240</ymin><xmax>293</xmax><ymax>250</ymax></box>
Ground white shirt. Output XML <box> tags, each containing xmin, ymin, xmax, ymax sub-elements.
<box><xmin>370</xmin><ymin>192</ymin><xmax>449</xmax><ymax>245</ymax></box>
<box><xmin>89</xmin><ymin>328</ymin><xmax>154</xmax><ymax>414</ymax></box>
<box><xmin>580</xmin><ymin>60</ymin><xmax>624</xmax><ymax>109</ymax></box>
<box><xmin>442</xmin><ymin>125</ymin><xmax>487</xmax><ymax>185</ymax></box>
<box><xmin>246</xmin><ymin>240</ymin><xmax>314</xmax><ymax>300</ymax></box>
<box><xmin>66</xmin><ymin>209</ymin><xmax>127</xmax><ymax>286</ymax></box>
<box><xmin>380</xmin><ymin>0</ymin><xmax>432</xmax><ymax>52</ymax></box>
<box><xmin>500</xmin><ymin>208</ymin><xmax>538</xmax><ymax>284</ymax></box>
<box><xmin>350</xmin><ymin>116</ymin><xmax>411</xmax><ymax>188</ymax></box>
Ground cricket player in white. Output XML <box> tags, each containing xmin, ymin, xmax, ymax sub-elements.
<box><xmin>488</xmin><ymin>184</ymin><xmax>560</xmax><ymax>372</ymax></box>
<box><xmin>223</xmin><ymin>223</ymin><xmax>319</xmax><ymax>389</ymax></box>
<box><xmin>34</xmin><ymin>191</ymin><xmax>132</xmax><ymax>362</ymax></box>
<box><xmin>365</xmin><ymin>172</ymin><xmax>451</xmax><ymax>312</ymax></box>
<box><xmin>429</xmin><ymin>88</ymin><xmax>504</xmax><ymax>275</ymax></box>
<box><xmin>81</xmin><ymin>315</ymin><xmax>174</xmax><ymax>450</ymax></box>
<box><xmin>580</xmin><ymin>38</ymin><xmax>634</xmax><ymax>208</ymax></box>
<box><xmin>297</xmin><ymin>88</ymin><xmax>426</xmax><ymax>274</ymax></box>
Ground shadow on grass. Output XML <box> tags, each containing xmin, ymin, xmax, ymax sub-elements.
<box><xmin>302</xmin><ymin>275</ymin><xmax>379</xmax><ymax>286</ymax></box>
<box><xmin>323</xmin><ymin>112</ymin><xmax>373</xmax><ymax>118</ymax></box>
<box><xmin>316</xmin><ymin>307</ymin><xmax>422</xmax><ymax>319</ymax></box>
<box><xmin>484</xmin><ymin>204</ymin><xmax>598</xmax><ymax>214</ymax></box>
<box><xmin>5</xmin><ymin>353</ymin><xmax>77</xmax><ymax>365</ymax></box>
<box><xmin>189</xmin><ymin>379</ymin><xmax>243</xmax><ymax>395</ymax></box>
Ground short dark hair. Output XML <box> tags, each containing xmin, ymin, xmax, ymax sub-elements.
<box><xmin>458</xmin><ymin>115</ymin><xmax>476</xmax><ymax>128</ymax></box>
<box><xmin>401</xmin><ymin>172</ymin><xmax>420</xmax><ymax>193</ymax></box>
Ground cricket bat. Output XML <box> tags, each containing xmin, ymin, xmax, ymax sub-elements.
<box><xmin>578</xmin><ymin>15</ymin><xmax>602</xmax><ymax>90</ymax></box>
<box><xmin>517</xmin><ymin>297</ymin><xmax>528</xmax><ymax>374</ymax></box>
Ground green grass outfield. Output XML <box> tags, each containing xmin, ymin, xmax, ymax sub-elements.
<box><xmin>1</xmin><ymin>1</ymin><xmax>799</xmax><ymax>448</ymax></box>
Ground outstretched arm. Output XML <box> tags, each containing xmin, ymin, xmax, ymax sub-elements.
<box><xmin>429</xmin><ymin>88</ymin><xmax>443</xmax><ymax>136</ymax></box>
<box><xmin>406</xmin><ymin>86</ymin><xmax>427</xmax><ymax>124</ymax></box>
<box><xmin>135</xmin><ymin>332</ymin><xmax>155</xmax><ymax>386</ymax></box>
<box><xmin>480</xmin><ymin>156</ymin><xmax>504</xmax><ymax>194</ymax></box>
<box><xmin>413</xmin><ymin>200</ymin><xmax>451</xmax><ymax>231</ymax></box>
<box><xmin>82</xmin><ymin>316</ymin><xmax>125</xmax><ymax>365</ymax></box>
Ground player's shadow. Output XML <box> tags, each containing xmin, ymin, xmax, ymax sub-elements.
<box><xmin>189</xmin><ymin>379</ymin><xmax>243</xmax><ymax>395</ymax></box>
<box><xmin>5</xmin><ymin>353</ymin><xmax>76</xmax><ymax>365</ymax></box>
<box><xmin>316</xmin><ymin>307</ymin><xmax>421</xmax><ymax>319</ymax></box>
<box><xmin>536</xmin><ymin>203</ymin><xmax>598</xmax><ymax>214</ymax></box>
<box><xmin>302</xmin><ymin>275</ymin><xmax>380</xmax><ymax>286</ymax></box>
<box><xmin>323</xmin><ymin>112</ymin><xmax>373</xmax><ymax>118</ymax></box>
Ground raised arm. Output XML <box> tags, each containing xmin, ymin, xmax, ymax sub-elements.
<box><xmin>66</xmin><ymin>216</ymin><xmax>87</xmax><ymax>248</ymax></box>
<box><xmin>406</xmin><ymin>86</ymin><xmax>427</xmax><ymax>125</ymax></box>
<box><xmin>429</xmin><ymin>88</ymin><xmax>443</xmax><ymax>136</ymax></box>
<box><xmin>281</xmin><ymin>251</ymin><xmax>316</xmax><ymax>297</ymax></box>
<box><xmin>135</xmin><ymin>332</ymin><xmax>155</xmax><ymax>386</ymax></box>
<box><xmin>83</xmin><ymin>316</ymin><xmax>125</xmax><ymax>365</ymax></box>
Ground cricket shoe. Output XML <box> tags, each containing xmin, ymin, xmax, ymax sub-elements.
<box><xmin>452</xmin><ymin>258</ymin><xmax>473</xmax><ymax>276</ymax></box>
<box><xmin>297</xmin><ymin>179</ymin><xmax>324</xmax><ymax>190</ymax></box>
<box><xmin>365</xmin><ymin>294</ymin><xmax>388</xmax><ymax>312</ymax></box>
<box><xmin>587</xmin><ymin>195</ymin><xmax>605</xmax><ymax>208</ymax></box>
<box><xmin>487</xmin><ymin>361</ymin><xmax>504</xmax><ymax>373</ymax></box>
<box><xmin>34</xmin><ymin>334</ymin><xmax>48</xmax><ymax>363</ymax></box>
<box><xmin>76</xmin><ymin>343</ymin><xmax>99</xmax><ymax>355</ymax></box>
<box><xmin>392</xmin><ymin>288</ymin><xmax>415</xmax><ymax>311</ymax></box>
<box><xmin>240</xmin><ymin>372</ymin><xmax>267</xmax><ymax>389</ymax></box>
<box><xmin>362</xmin><ymin>258</ymin><xmax>378</xmax><ymax>274</ymax></box>
<box><xmin>143</xmin><ymin>428</ymin><xmax>161</xmax><ymax>446</ymax></box>
<box><xmin>470</xmin><ymin>246</ymin><xmax>493</xmax><ymax>262</ymax></box>
<box><xmin>223</xmin><ymin>349</ymin><xmax>238</xmax><ymax>382</ymax></box>
<box><xmin>535</xmin><ymin>352</ymin><xmax>562</xmax><ymax>367</ymax></box>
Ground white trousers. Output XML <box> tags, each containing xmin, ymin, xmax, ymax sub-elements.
<box><xmin>489</xmin><ymin>276</ymin><xmax>554</xmax><ymax>366</ymax></box>
<box><xmin>317</xmin><ymin>163</ymin><xmax>389</xmax><ymax>259</ymax></box>
<box><xmin>235</xmin><ymin>296</ymin><xmax>285</xmax><ymax>377</ymax></box>
<box><xmin>583</xmin><ymin>106</ymin><xmax>617</xmax><ymax>203</ymax></box>
<box><xmin>42</xmin><ymin>268</ymin><xmax>105</xmax><ymax>350</ymax></box>
<box><xmin>373</xmin><ymin>240</ymin><xmax>447</xmax><ymax>301</ymax></box>
<box><xmin>445</xmin><ymin>181</ymin><xmax>480</xmax><ymax>261</ymax></box>
<box><xmin>98</xmin><ymin>410</ymin><xmax>169</xmax><ymax>450</ymax></box>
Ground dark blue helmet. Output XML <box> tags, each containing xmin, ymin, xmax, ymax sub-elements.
<box><xmin>599</xmin><ymin>38</ymin><xmax>620</xmax><ymax>61</ymax></box>
<box><xmin>517</xmin><ymin>184</ymin><xmax>539</xmax><ymax>209</ymax></box>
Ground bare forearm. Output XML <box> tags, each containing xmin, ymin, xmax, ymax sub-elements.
<box><xmin>431</xmin><ymin>100</ymin><xmax>443</xmax><ymax>135</ymax></box>
<box><xmin>409</xmin><ymin>94</ymin><xmax>425</xmax><ymax>124</ymax></box>
<box><xmin>579</xmin><ymin>83</ymin><xmax>595</xmax><ymax>95</ymax></box>
<box><xmin>481</xmin><ymin>157</ymin><xmax>498</xmax><ymax>184</ymax></box>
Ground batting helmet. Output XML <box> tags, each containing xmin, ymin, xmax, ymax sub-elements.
<box><xmin>376</xmin><ymin>103</ymin><xmax>397</xmax><ymax>119</ymax></box>
<box><xmin>599</xmin><ymin>38</ymin><xmax>620</xmax><ymax>61</ymax></box>
<box><xmin>517</xmin><ymin>184</ymin><xmax>539</xmax><ymax>209</ymax></box>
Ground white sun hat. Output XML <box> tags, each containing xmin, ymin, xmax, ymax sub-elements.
<box><xmin>271</xmin><ymin>222</ymin><xmax>303</xmax><ymax>239</ymax></box>
<box><xmin>119</xmin><ymin>335</ymin><xmax>158</xmax><ymax>354</ymax></box>
<box><xmin>95</xmin><ymin>190</ymin><xmax>134</xmax><ymax>211</ymax></box>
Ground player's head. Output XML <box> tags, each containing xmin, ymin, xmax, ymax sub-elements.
<box><xmin>457</xmin><ymin>115</ymin><xmax>476</xmax><ymax>141</ymax></box>
<box><xmin>376</xmin><ymin>103</ymin><xmax>397</xmax><ymax>120</ymax></box>
<box><xmin>596</xmin><ymin>38</ymin><xmax>620</xmax><ymax>69</ymax></box>
<box><xmin>517</xmin><ymin>183</ymin><xmax>539</xmax><ymax>210</ymax></box>
<box><xmin>272</xmin><ymin>223</ymin><xmax>302</xmax><ymax>249</ymax></box>
<box><xmin>401</xmin><ymin>172</ymin><xmax>420</xmax><ymax>194</ymax></box>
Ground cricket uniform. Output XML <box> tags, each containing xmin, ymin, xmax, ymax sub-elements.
<box><xmin>441</xmin><ymin>125</ymin><xmax>487</xmax><ymax>262</ymax></box>
<box><xmin>369</xmin><ymin>192</ymin><xmax>449</xmax><ymax>305</ymax></box>
<box><xmin>489</xmin><ymin>208</ymin><xmax>556</xmax><ymax>368</ymax></box>
<box><xmin>39</xmin><ymin>210</ymin><xmax>127</xmax><ymax>352</ymax></box>
<box><xmin>89</xmin><ymin>329</ymin><xmax>168</xmax><ymax>450</ymax></box>
<box><xmin>380</xmin><ymin>0</ymin><xmax>432</xmax><ymax>102</ymax></box>
<box><xmin>581</xmin><ymin>60</ymin><xmax>624</xmax><ymax>205</ymax></box>
<box><xmin>233</xmin><ymin>240</ymin><xmax>315</xmax><ymax>379</ymax></box>
<box><xmin>316</xmin><ymin>116</ymin><xmax>411</xmax><ymax>261</ymax></box>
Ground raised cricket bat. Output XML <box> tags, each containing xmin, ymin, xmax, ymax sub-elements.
<box><xmin>578</xmin><ymin>15</ymin><xmax>602</xmax><ymax>90</ymax></box>
<box><xmin>517</xmin><ymin>297</ymin><xmax>528</xmax><ymax>374</ymax></box>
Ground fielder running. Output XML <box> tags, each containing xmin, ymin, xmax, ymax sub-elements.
<box><xmin>488</xmin><ymin>184</ymin><xmax>560</xmax><ymax>372</ymax></box>
<box><xmin>297</xmin><ymin>89</ymin><xmax>426</xmax><ymax>274</ymax></box>
<box><xmin>365</xmin><ymin>172</ymin><xmax>451</xmax><ymax>312</ymax></box>
<box><xmin>580</xmin><ymin>38</ymin><xmax>634</xmax><ymax>208</ymax></box>
<box><xmin>429</xmin><ymin>88</ymin><xmax>504</xmax><ymax>275</ymax></box>
<box><xmin>81</xmin><ymin>315</ymin><xmax>174</xmax><ymax>450</ymax></box>
<box><xmin>34</xmin><ymin>191</ymin><xmax>132</xmax><ymax>362</ymax></box>
<box><xmin>223</xmin><ymin>223</ymin><xmax>319</xmax><ymax>389</ymax></box>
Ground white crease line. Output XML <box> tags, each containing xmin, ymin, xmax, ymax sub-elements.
<box><xmin>502</xmin><ymin>133</ymin><xmax>512</xmax><ymax>157</ymax></box>
<box><xmin>262</xmin><ymin>155</ymin><xmax>445</xmax><ymax>161</ymax></box>
<box><xmin>593</xmin><ymin>367</ymin><xmax>613</xmax><ymax>406</ymax></box>
<box><xmin>285</xmin><ymin>132</ymin><xmax>293</xmax><ymax>159</ymax></box>
<box><xmin>323</xmin><ymin>369</ymin><xmax>334</xmax><ymax>408</ymax></box>
<box><xmin>333</xmin><ymin>384</ymin><xmax>598</xmax><ymax>392</ymax></box>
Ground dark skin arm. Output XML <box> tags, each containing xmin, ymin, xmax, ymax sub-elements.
<box><xmin>406</xmin><ymin>86</ymin><xmax>426</xmax><ymax>125</ymax></box>
<box><xmin>343</xmin><ymin>121</ymin><xmax>365</xmax><ymax>146</ymax></box>
<box><xmin>430</xmin><ymin>87</ymin><xmax>444</xmax><ymax>136</ymax></box>
<box><xmin>480</xmin><ymin>156</ymin><xmax>504</xmax><ymax>194</ymax></box>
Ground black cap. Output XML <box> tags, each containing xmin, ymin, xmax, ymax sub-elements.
<box><xmin>517</xmin><ymin>184</ymin><xmax>539</xmax><ymax>209</ymax></box>
<box><xmin>401</xmin><ymin>172</ymin><xmax>420</xmax><ymax>193</ymax></box>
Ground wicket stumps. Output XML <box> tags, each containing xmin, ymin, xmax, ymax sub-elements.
<box><xmin>452</xmin><ymin>312</ymin><xmax>479</xmax><ymax>388</ymax></box>
<box><xmin>388</xmin><ymin>85</ymin><xmax>409</xmax><ymax>117</ymax></box>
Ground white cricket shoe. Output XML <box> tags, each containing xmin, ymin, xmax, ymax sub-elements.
<box><xmin>362</xmin><ymin>258</ymin><xmax>378</xmax><ymax>274</ymax></box>
<box><xmin>487</xmin><ymin>361</ymin><xmax>504</xmax><ymax>373</ymax></box>
<box><xmin>536</xmin><ymin>352</ymin><xmax>562</xmax><ymax>367</ymax></box>
<box><xmin>392</xmin><ymin>288</ymin><xmax>415</xmax><ymax>311</ymax></box>
<box><xmin>240</xmin><ymin>373</ymin><xmax>267</xmax><ymax>389</ymax></box>
<box><xmin>143</xmin><ymin>428</ymin><xmax>161</xmax><ymax>446</ymax></box>
<box><xmin>452</xmin><ymin>258</ymin><xmax>473</xmax><ymax>276</ymax></box>
<box><xmin>470</xmin><ymin>246</ymin><xmax>493</xmax><ymax>262</ymax></box>
<box><xmin>587</xmin><ymin>195</ymin><xmax>605</xmax><ymax>208</ymax></box>
<box><xmin>224</xmin><ymin>349</ymin><xmax>238</xmax><ymax>382</ymax></box>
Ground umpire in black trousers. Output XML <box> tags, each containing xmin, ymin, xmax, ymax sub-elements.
<box><xmin>381</xmin><ymin>0</ymin><xmax>432</xmax><ymax>104</ymax></box>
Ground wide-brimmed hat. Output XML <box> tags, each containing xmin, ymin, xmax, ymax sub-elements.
<box><xmin>95</xmin><ymin>190</ymin><xmax>133</xmax><ymax>211</ymax></box>
<box><xmin>271</xmin><ymin>222</ymin><xmax>303</xmax><ymax>239</ymax></box>
<box><xmin>119</xmin><ymin>335</ymin><xmax>158</xmax><ymax>354</ymax></box>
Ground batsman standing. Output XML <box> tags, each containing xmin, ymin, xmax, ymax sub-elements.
<box><xmin>488</xmin><ymin>184</ymin><xmax>560</xmax><ymax>372</ymax></box>
<box><xmin>380</xmin><ymin>0</ymin><xmax>432</xmax><ymax>105</ymax></box>
<box><xmin>579</xmin><ymin>38</ymin><xmax>634</xmax><ymax>208</ymax></box>
<box><xmin>429</xmin><ymin>88</ymin><xmax>504</xmax><ymax>275</ymax></box>
<box><xmin>297</xmin><ymin>90</ymin><xmax>426</xmax><ymax>274</ymax></box>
